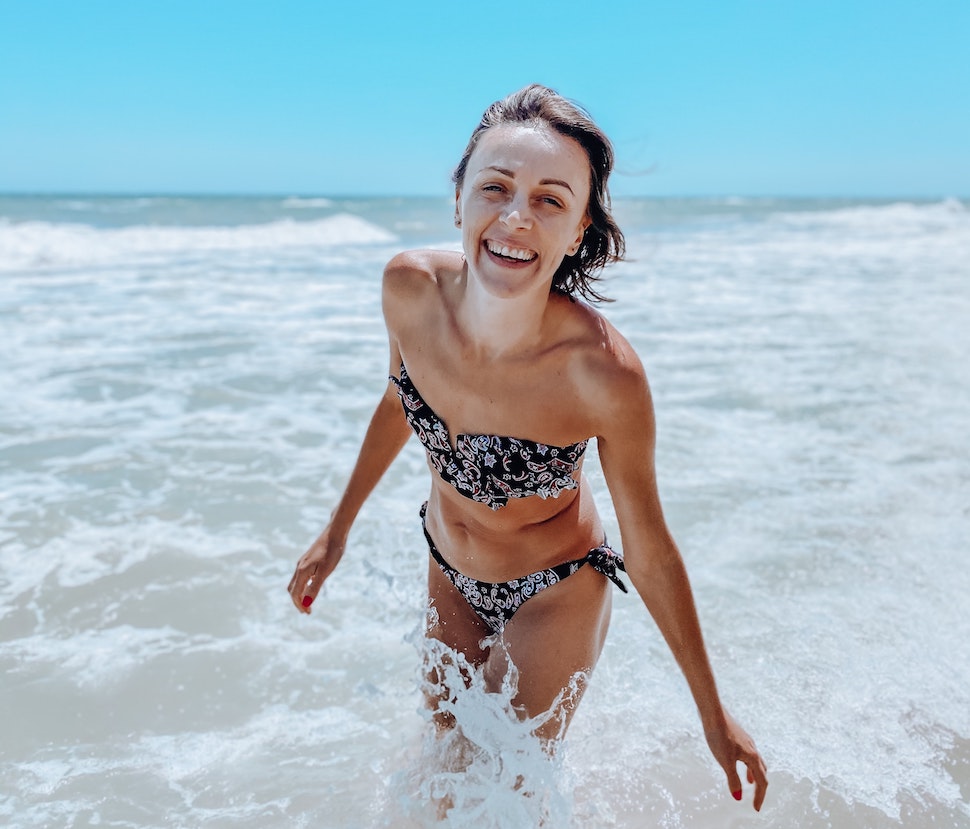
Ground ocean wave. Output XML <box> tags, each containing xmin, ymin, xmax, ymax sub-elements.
<box><xmin>0</xmin><ymin>213</ymin><xmax>397</xmax><ymax>271</ymax></box>
<box><xmin>771</xmin><ymin>198</ymin><xmax>968</xmax><ymax>232</ymax></box>
<box><xmin>52</xmin><ymin>197</ymin><xmax>163</xmax><ymax>213</ymax></box>
<box><xmin>281</xmin><ymin>197</ymin><xmax>334</xmax><ymax>208</ymax></box>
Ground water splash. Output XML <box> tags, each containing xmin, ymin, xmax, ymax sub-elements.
<box><xmin>380</xmin><ymin>624</ymin><xmax>587</xmax><ymax>828</ymax></box>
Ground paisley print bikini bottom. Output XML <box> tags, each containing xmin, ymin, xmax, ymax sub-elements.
<box><xmin>419</xmin><ymin>502</ymin><xmax>628</xmax><ymax>634</ymax></box>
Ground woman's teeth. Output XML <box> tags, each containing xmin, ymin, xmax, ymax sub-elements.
<box><xmin>487</xmin><ymin>241</ymin><xmax>536</xmax><ymax>261</ymax></box>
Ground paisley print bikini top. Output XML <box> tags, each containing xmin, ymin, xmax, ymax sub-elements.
<box><xmin>390</xmin><ymin>362</ymin><xmax>588</xmax><ymax>511</ymax></box>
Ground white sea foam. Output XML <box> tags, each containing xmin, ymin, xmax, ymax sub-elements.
<box><xmin>282</xmin><ymin>197</ymin><xmax>335</xmax><ymax>208</ymax></box>
<box><xmin>52</xmin><ymin>197</ymin><xmax>162</xmax><ymax>213</ymax></box>
<box><xmin>0</xmin><ymin>213</ymin><xmax>396</xmax><ymax>271</ymax></box>
<box><xmin>769</xmin><ymin>197</ymin><xmax>968</xmax><ymax>236</ymax></box>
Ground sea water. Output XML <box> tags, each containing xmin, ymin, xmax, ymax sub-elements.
<box><xmin>1</xmin><ymin>194</ymin><xmax>968</xmax><ymax>828</ymax></box>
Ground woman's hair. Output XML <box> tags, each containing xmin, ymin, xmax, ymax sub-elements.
<box><xmin>453</xmin><ymin>84</ymin><xmax>625</xmax><ymax>302</ymax></box>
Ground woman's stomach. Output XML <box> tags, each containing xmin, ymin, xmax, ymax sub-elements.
<box><xmin>422</xmin><ymin>473</ymin><xmax>605</xmax><ymax>581</ymax></box>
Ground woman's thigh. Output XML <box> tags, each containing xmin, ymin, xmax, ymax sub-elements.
<box><xmin>424</xmin><ymin>556</ymin><xmax>613</xmax><ymax>743</ymax></box>
<box><xmin>425</xmin><ymin>556</ymin><xmax>493</xmax><ymax>662</ymax></box>
<box><xmin>423</xmin><ymin>557</ymin><xmax>493</xmax><ymax>730</ymax></box>
<box><xmin>494</xmin><ymin>564</ymin><xmax>613</xmax><ymax>743</ymax></box>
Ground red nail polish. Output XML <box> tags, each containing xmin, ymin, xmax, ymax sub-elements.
<box><xmin>732</xmin><ymin>790</ymin><xmax>742</xmax><ymax>801</ymax></box>
<box><xmin>302</xmin><ymin>595</ymin><xmax>313</xmax><ymax>608</ymax></box>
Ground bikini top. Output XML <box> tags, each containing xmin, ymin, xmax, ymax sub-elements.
<box><xmin>390</xmin><ymin>362</ymin><xmax>588</xmax><ymax>511</ymax></box>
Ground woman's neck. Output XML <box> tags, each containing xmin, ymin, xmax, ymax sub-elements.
<box><xmin>455</xmin><ymin>271</ymin><xmax>554</xmax><ymax>361</ymax></box>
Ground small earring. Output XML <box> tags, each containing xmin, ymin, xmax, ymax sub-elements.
<box><xmin>454</xmin><ymin>213</ymin><xmax>461</xmax><ymax>228</ymax></box>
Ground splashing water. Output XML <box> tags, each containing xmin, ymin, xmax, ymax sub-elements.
<box><xmin>375</xmin><ymin>616</ymin><xmax>589</xmax><ymax>828</ymax></box>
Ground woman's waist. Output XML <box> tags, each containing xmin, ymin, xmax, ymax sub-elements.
<box><xmin>423</xmin><ymin>480</ymin><xmax>604</xmax><ymax>581</ymax></box>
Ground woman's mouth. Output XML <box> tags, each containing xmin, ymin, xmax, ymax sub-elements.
<box><xmin>484</xmin><ymin>240</ymin><xmax>538</xmax><ymax>263</ymax></box>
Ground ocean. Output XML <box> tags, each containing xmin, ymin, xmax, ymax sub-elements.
<box><xmin>1</xmin><ymin>194</ymin><xmax>968</xmax><ymax>828</ymax></box>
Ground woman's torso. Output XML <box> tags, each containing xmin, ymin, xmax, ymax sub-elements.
<box><xmin>386</xmin><ymin>250</ymin><xmax>616</xmax><ymax>580</ymax></box>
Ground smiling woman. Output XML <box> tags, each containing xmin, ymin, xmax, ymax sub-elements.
<box><xmin>287</xmin><ymin>84</ymin><xmax>768</xmax><ymax>818</ymax></box>
<box><xmin>452</xmin><ymin>84</ymin><xmax>625</xmax><ymax>302</ymax></box>
<box><xmin>455</xmin><ymin>124</ymin><xmax>592</xmax><ymax>302</ymax></box>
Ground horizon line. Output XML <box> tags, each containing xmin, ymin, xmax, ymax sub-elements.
<box><xmin>1</xmin><ymin>191</ymin><xmax>967</xmax><ymax>202</ymax></box>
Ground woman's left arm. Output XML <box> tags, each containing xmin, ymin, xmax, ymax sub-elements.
<box><xmin>592</xmin><ymin>349</ymin><xmax>768</xmax><ymax>811</ymax></box>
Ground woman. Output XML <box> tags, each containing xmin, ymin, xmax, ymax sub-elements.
<box><xmin>288</xmin><ymin>84</ymin><xmax>768</xmax><ymax>811</ymax></box>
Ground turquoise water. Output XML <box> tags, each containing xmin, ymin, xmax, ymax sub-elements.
<box><xmin>1</xmin><ymin>195</ymin><xmax>969</xmax><ymax>827</ymax></box>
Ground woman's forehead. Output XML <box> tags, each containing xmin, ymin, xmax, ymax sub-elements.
<box><xmin>467</xmin><ymin>124</ymin><xmax>590</xmax><ymax>187</ymax></box>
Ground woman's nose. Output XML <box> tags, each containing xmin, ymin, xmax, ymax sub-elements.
<box><xmin>501</xmin><ymin>196</ymin><xmax>533</xmax><ymax>229</ymax></box>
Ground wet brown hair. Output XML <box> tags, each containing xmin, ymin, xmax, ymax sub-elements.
<box><xmin>453</xmin><ymin>84</ymin><xmax>625</xmax><ymax>302</ymax></box>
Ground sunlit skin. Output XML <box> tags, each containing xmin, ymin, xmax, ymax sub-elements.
<box><xmin>288</xmin><ymin>122</ymin><xmax>768</xmax><ymax>811</ymax></box>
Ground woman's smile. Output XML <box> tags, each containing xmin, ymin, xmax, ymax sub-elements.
<box><xmin>484</xmin><ymin>239</ymin><xmax>538</xmax><ymax>264</ymax></box>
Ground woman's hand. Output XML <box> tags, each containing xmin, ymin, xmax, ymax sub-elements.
<box><xmin>287</xmin><ymin>524</ymin><xmax>346</xmax><ymax>614</ymax></box>
<box><xmin>704</xmin><ymin>709</ymin><xmax>768</xmax><ymax>811</ymax></box>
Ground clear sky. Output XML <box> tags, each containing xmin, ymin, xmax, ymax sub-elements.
<box><xmin>1</xmin><ymin>0</ymin><xmax>968</xmax><ymax>197</ymax></box>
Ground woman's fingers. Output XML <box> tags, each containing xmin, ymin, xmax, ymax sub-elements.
<box><xmin>714</xmin><ymin>717</ymin><xmax>768</xmax><ymax>812</ymax></box>
<box><xmin>724</xmin><ymin>764</ymin><xmax>743</xmax><ymax>802</ymax></box>
<box><xmin>300</xmin><ymin>568</ymin><xmax>320</xmax><ymax>611</ymax></box>
<box><xmin>729</xmin><ymin>750</ymin><xmax>768</xmax><ymax>811</ymax></box>
<box><xmin>288</xmin><ymin>557</ymin><xmax>320</xmax><ymax>614</ymax></box>
<box><xmin>288</xmin><ymin>527</ymin><xmax>345</xmax><ymax>615</ymax></box>
<box><xmin>749</xmin><ymin>752</ymin><xmax>769</xmax><ymax>812</ymax></box>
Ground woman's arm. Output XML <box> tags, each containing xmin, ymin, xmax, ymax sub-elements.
<box><xmin>592</xmin><ymin>345</ymin><xmax>768</xmax><ymax>811</ymax></box>
<box><xmin>287</xmin><ymin>377</ymin><xmax>413</xmax><ymax>614</ymax></box>
<box><xmin>288</xmin><ymin>257</ymin><xmax>420</xmax><ymax>614</ymax></box>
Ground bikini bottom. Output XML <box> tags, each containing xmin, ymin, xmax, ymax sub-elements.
<box><xmin>420</xmin><ymin>502</ymin><xmax>627</xmax><ymax>634</ymax></box>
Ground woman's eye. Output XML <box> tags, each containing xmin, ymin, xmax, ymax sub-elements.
<box><xmin>541</xmin><ymin>196</ymin><xmax>563</xmax><ymax>208</ymax></box>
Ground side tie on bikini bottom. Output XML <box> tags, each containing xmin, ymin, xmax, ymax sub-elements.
<box><xmin>419</xmin><ymin>502</ymin><xmax>627</xmax><ymax>634</ymax></box>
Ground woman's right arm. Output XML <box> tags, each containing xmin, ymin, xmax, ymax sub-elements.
<box><xmin>288</xmin><ymin>254</ymin><xmax>423</xmax><ymax>614</ymax></box>
<box><xmin>287</xmin><ymin>378</ymin><xmax>413</xmax><ymax>614</ymax></box>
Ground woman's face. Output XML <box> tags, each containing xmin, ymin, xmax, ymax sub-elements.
<box><xmin>456</xmin><ymin>124</ymin><xmax>591</xmax><ymax>299</ymax></box>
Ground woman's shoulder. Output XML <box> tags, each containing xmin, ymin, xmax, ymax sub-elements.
<box><xmin>382</xmin><ymin>249</ymin><xmax>462</xmax><ymax>331</ymax></box>
<box><xmin>558</xmin><ymin>298</ymin><xmax>643</xmax><ymax>376</ymax></box>
<box><xmin>383</xmin><ymin>249</ymin><xmax>463</xmax><ymax>293</ymax></box>
<box><xmin>561</xmin><ymin>300</ymin><xmax>652</xmax><ymax>424</ymax></box>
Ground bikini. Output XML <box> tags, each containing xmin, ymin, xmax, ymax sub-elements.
<box><xmin>391</xmin><ymin>362</ymin><xmax>627</xmax><ymax>633</ymax></box>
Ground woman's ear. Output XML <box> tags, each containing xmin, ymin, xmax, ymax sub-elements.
<box><xmin>454</xmin><ymin>191</ymin><xmax>462</xmax><ymax>228</ymax></box>
<box><xmin>567</xmin><ymin>216</ymin><xmax>590</xmax><ymax>256</ymax></box>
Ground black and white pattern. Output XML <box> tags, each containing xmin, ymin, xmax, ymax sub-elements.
<box><xmin>421</xmin><ymin>503</ymin><xmax>627</xmax><ymax>634</ymax></box>
<box><xmin>391</xmin><ymin>363</ymin><xmax>587</xmax><ymax>511</ymax></box>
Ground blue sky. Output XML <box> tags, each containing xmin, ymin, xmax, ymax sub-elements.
<box><xmin>1</xmin><ymin>0</ymin><xmax>968</xmax><ymax>197</ymax></box>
